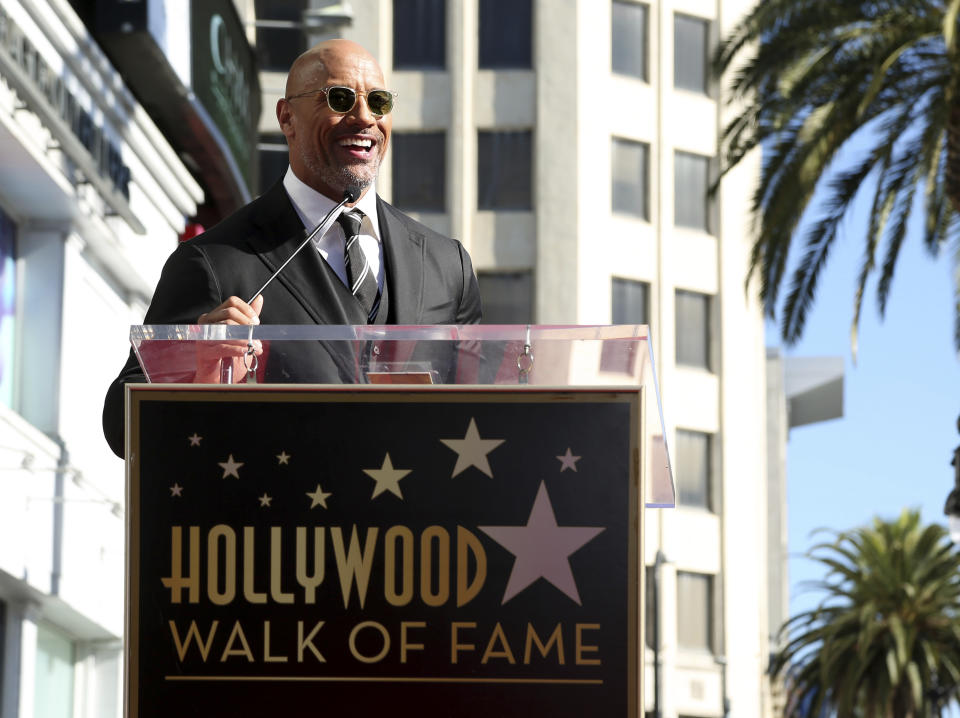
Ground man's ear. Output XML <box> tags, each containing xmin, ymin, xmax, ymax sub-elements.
<box><xmin>276</xmin><ymin>98</ymin><xmax>294</xmax><ymax>139</ymax></box>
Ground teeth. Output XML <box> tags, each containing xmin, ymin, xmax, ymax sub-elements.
<box><xmin>339</xmin><ymin>138</ymin><xmax>373</xmax><ymax>148</ymax></box>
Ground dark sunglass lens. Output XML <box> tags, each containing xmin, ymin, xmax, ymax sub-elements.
<box><xmin>368</xmin><ymin>91</ymin><xmax>394</xmax><ymax>115</ymax></box>
<box><xmin>326</xmin><ymin>87</ymin><xmax>356</xmax><ymax>112</ymax></box>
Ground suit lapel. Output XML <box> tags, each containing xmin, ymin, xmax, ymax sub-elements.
<box><xmin>378</xmin><ymin>197</ymin><xmax>424</xmax><ymax>324</ymax></box>
<box><xmin>246</xmin><ymin>182</ymin><xmax>361</xmax><ymax>324</ymax></box>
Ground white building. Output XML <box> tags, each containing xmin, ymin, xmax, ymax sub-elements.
<box><xmin>253</xmin><ymin>1</ymin><xmax>771</xmax><ymax>716</ymax></box>
<box><xmin>0</xmin><ymin>0</ymin><xmax>202</xmax><ymax>715</ymax></box>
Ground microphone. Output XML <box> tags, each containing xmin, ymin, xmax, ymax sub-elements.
<box><xmin>245</xmin><ymin>186</ymin><xmax>363</xmax><ymax>305</ymax></box>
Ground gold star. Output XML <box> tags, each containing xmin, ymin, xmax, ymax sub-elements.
<box><xmin>277</xmin><ymin>451</ymin><xmax>291</xmax><ymax>465</ymax></box>
<box><xmin>169</xmin><ymin>483</ymin><xmax>183</xmax><ymax>497</ymax></box>
<box><xmin>218</xmin><ymin>454</ymin><xmax>243</xmax><ymax>479</ymax></box>
<box><xmin>362</xmin><ymin>453</ymin><xmax>412</xmax><ymax>499</ymax></box>
<box><xmin>306</xmin><ymin>484</ymin><xmax>332</xmax><ymax>509</ymax></box>
<box><xmin>188</xmin><ymin>433</ymin><xmax>202</xmax><ymax>446</ymax></box>
<box><xmin>440</xmin><ymin>418</ymin><xmax>505</xmax><ymax>478</ymax></box>
<box><xmin>258</xmin><ymin>493</ymin><xmax>272</xmax><ymax>507</ymax></box>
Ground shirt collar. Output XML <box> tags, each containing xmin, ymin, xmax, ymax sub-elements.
<box><xmin>282</xmin><ymin>166</ymin><xmax>381</xmax><ymax>242</ymax></box>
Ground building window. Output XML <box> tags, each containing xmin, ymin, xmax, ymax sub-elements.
<box><xmin>676</xmin><ymin>290</ymin><xmax>712</xmax><ymax>370</ymax></box>
<box><xmin>477</xmin><ymin>270</ymin><xmax>533</xmax><ymax>324</ymax></box>
<box><xmin>674</xmin><ymin>151</ymin><xmax>711</xmax><ymax>232</ymax></box>
<box><xmin>676</xmin><ymin>429</ymin><xmax>712</xmax><ymax>510</ymax></box>
<box><xmin>34</xmin><ymin>623</ymin><xmax>75</xmax><ymax>718</ymax></box>
<box><xmin>674</xmin><ymin>14</ymin><xmax>709</xmax><ymax>94</ymax></box>
<box><xmin>0</xmin><ymin>208</ymin><xmax>15</xmax><ymax>409</ymax></box>
<box><xmin>612</xmin><ymin>1</ymin><xmax>648</xmax><ymax>80</ymax></box>
<box><xmin>394</xmin><ymin>0</ymin><xmax>446</xmax><ymax>69</ymax></box>
<box><xmin>479</xmin><ymin>0</ymin><xmax>532</xmax><ymax>69</ymax></box>
<box><xmin>677</xmin><ymin>571</ymin><xmax>713</xmax><ymax>652</ymax></box>
<box><xmin>612</xmin><ymin>138</ymin><xmax>649</xmax><ymax>219</ymax></box>
<box><xmin>254</xmin><ymin>0</ymin><xmax>308</xmax><ymax>73</ymax></box>
<box><xmin>258</xmin><ymin>133</ymin><xmax>288</xmax><ymax>195</ymax></box>
<box><xmin>611</xmin><ymin>278</ymin><xmax>649</xmax><ymax>325</ymax></box>
<box><xmin>477</xmin><ymin>131</ymin><xmax>533</xmax><ymax>210</ymax></box>
<box><xmin>392</xmin><ymin>132</ymin><xmax>446</xmax><ymax>212</ymax></box>
<box><xmin>644</xmin><ymin>565</ymin><xmax>656</xmax><ymax>649</ymax></box>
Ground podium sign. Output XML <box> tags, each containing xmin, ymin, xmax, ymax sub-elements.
<box><xmin>127</xmin><ymin>385</ymin><xmax>644</xmax><ymax>716</ymax></box>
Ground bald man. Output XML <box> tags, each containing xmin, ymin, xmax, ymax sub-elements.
<box><xmin>102</xmin><ymin>40</ymin><xmax>482</xmax><ymax>458</ymax></box>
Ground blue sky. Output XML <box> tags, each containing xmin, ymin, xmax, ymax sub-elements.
<box><xmin>774</xmin><ymin>188</ymin><xmax>959</xmax><ymax>615</ymax></box>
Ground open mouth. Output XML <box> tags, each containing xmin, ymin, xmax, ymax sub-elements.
<box><xmin>336</xmin><ymin>136</ymin><xmax>377</xmax><ymax>160</ymax></box>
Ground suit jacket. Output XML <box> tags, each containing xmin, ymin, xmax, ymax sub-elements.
<box><xmin>102</xmin><ymin>181</ymin><xmax>482</xmax><ymax>457</ymax></box>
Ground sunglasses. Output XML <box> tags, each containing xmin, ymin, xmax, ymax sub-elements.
<box><xmin>285</xmin><ymin>86</ymin><xmax>397</xmax><ymax>117</ymax></box>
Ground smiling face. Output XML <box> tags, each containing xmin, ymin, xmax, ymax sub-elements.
<box><xmin>277</xmin><ymin>40</ymin><xmax>392</xmax><ymax>203</ymax></box>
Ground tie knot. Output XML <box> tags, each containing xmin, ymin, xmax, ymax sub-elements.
<box><xmin>337</xmin><ymin>209</ymin><xmax>364</xmax><ymax>238</ymax></box>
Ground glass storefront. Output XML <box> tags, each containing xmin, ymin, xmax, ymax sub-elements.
<box><xmin>0</xmin><ymin>208</ymin><xmax>15</xmax><ymax>408</ymax></box>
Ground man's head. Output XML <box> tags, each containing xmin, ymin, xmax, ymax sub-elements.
<box><xmin>277</xmin><ymin>39</ymin><xmax>393</xmax><ymax>203</ymax></box>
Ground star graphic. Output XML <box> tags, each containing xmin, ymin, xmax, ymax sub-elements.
<box><xmin>258</xmin><ymin>493</ymin><xmax>272</xmax><ymax>507</ymax></box>
<box><xmin>306</xmin><ymin>484</ymin><xmax>332</xmax><ymax>509</ymax></box>
<box><xmin>556</xmin><ymin>448</ymin><xmax>581</xmax><ymax>472</ymax></box>
<box><xmin>188</xmin><ymin>433</ymin><xmax>202</xmax><ymax>447</ymax></box>
<box><xmin>479</xmin><ymin>481</ymin><xmax>605</xmax><ymax>605</ymax></box>
<box><xmin>169</xmin><ymin>483</ymin><xmax>183</xmax><ymax>497</ymax></box>
<box><xmin>277</xmin><ymin>451</ymin><xmax>290</xmax><ymax>465</ymax></box>
<box><xmin>362</xmin><ymin>453</ymin><xmax>411</xmax><ymax>499</ymax></box>
<box><xmin>440</xmin><ymin>418</ymin><xmax>504</xmax><ymax>478</ymax></box>
<box><xmin>218</xmin><ymin>454</ymin><xmax>243</xmax><ymax>479</ymax></box>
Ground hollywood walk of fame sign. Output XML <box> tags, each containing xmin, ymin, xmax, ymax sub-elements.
<box><xmin>126</xmin><ymin>385</ymin><xmax>645</xmax><ymax>717</ymax></box>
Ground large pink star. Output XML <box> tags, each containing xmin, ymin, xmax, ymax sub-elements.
<box><xmin>479</xmin><ymin>481</ymin><xmax>604</xmax><ymax>605</ymax></box>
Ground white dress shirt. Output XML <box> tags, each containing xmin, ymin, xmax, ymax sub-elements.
<box><xmin>282</xmin><ymin>166</ymin><xmax>384</xmax><ymax>291</ymax></box>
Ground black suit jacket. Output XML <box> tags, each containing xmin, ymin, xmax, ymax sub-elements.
<box><xmin>103</xmin><ymin>181</ymin><xmax>482</xmax><ymax>457</ymax></box>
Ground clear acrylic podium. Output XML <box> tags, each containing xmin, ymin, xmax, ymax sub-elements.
<box><xmin>124</xmin><ymin>325</ymin><xmax>673</xmax><ymax>718</ymax></box>
<box><xmin>128</xmin><ymin>324</ymin><xmax>674</xmax><ymax>506</ymax></box>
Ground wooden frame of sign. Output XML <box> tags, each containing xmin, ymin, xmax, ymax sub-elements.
<box><xmin>125</xmin><ymin>385</ymin><xmax>645</xmax><ymax>717</ymax></box>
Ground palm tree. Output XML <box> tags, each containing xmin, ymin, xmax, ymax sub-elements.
<box><xmin>772</xmin><ymin>510</ymin><xmax>960</xmax><ymax>717</ymax></box>
<box><xmin>713</xmin><ymin>0</ymin><xmax>960</xmax><ymax>353</ymax></box>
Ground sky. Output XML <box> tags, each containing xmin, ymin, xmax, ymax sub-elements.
<box><xmin>773</xmin><ymin>178</ymin><xmax>960</xmax><ymax>616</ymax></box>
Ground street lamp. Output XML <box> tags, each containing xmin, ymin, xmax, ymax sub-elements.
<box><xmin>942</xmin><ymin>415</ymin><xmax>960</xmax><ymax>543</ymax></box>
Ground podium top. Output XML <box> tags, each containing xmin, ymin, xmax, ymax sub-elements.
<box><xmin>130</xmin><ymin>324</ymin><xmax>674</xmax><ymax>506</ymax></box>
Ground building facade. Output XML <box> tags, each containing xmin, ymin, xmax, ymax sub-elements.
<box><xmin>0</xmin><ymin>0</ymin><xmax>203</xmax><ymax>715</ymax></box>
<box><xmin>253</xmin><ymin>1</ymin><xmax>770</xmax><ymax>716</ymax></box>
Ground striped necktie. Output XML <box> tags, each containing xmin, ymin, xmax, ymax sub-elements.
<box><xmin>337</xmin><ymin>209</ymin><xmax>380</xmax><ymax>322</ymax></box>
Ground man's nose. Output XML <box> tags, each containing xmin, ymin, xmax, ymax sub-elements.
<box><xmin>348</xmin><ymin>93</ymin><xmax>377</xmax><ymax>124</ymax></box>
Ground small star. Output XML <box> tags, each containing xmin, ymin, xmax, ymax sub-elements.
<box><xmin>169</xmin><ymin>483</ymin><xmax>183</xmax><ymax>497</ymax></box>
<box><xmin>218</xmin><ymin>454</ymin><xmax>243</xmax><ymax>479</ymax></box>
<box><xmin>479</xmin><ymin>481</ymin><xmax>605</xmax><ymax>605</ymax></box>
<box><xmin>556</xmin><ymin>448</ymin><xmax>581</xmax><ymax>472</ymax></box>
<box><xmin>277</xmin><ymin>451</ymin><xmax>291</xmax><ymax>465</ymax></box>
<box><xmin>362</xmin><ymin>453</ymin><xmax>412</xmax><ymax>499</ymax></box>
<box><xmin>188</xmin><ymin>433</ymin><xmax>202</xmax><ymax>447</ymax></box>
<box><xmin>258</xmin><ymin>493</ymin><xmax>272</xmax><ymax>507</ymax></box>
<box><xmin>440</xmin><ymin>418</ymin><xmax>505</xmax><ymax>478</ymax></box>
<box><xmin>306</xmin><ymin>484</ymin><xmax>332</xmax><ymax>509</ymax></box>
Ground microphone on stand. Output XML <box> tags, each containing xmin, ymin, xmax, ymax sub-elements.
<box><xmin>245</xmin><ymin>185</ymin><xmax>363</xmax><ymax>305</ymax></box>
<box><xmin>218</xmin><ymin>186</ymin><xmax>363</xmax><ymax>385</ymax></box>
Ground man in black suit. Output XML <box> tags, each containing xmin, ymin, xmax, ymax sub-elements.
<box><xmin>102</xmin><ymin>39</ymin><xmax>481</xmax><ymax>457</ymax></box>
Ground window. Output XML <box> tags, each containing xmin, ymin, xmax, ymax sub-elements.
<box><xmin>612</xmin><ymin>138</ymin><xmax>649</xmax><ymax>219</ymax></box>
<box><xmin>644</xmin><ymin>565</ymin><xmax>656</xmax><ymax>649</ymax></box>
<box><xmin>394</xmin><ymin>0</ymin><xmax>446</xmax><ymax>69</ymax></box>
<box><xmin>611</xmin><ymin>278</ymin><xmax>649</xmax><ymax>325</ymax></box>
<box><xmin>479</xmin><ymin>0</ymin><xmax>532</xmax><ymax>68</ymax></box>
<box><xmin>677</xmin><ymin>571</ymin><xmax>713</xmax><ymax>651</ymax></box>
<box><xmin>674</xmin><ymin>14</ymin><xmax>709</xmax><ymax>93</ymax></box>
<box><xmin>254</xmin><ymin>0</ymin><xmax>308</xmax><ymax>72</ymax></box>
<box><xmin>391</xmin><ymin>132</ymin><xmax>446</xmax><ymax>212</ymax></box>
<box><xmin>477</xmin><ymin>131</ymin><xmax>533</xmax><ymax>210</ymax></box>
<box><xmin>478</xmin><ymin>271</ymin><xmax>533</xmax><ymax>324</ymax></box>
<box><xmin>676</xmin><ymin>290</ymin><xmax>712</xmax><ymax>370</ymax></box>
<box><xmin>258</xmin><ymin>133</ymin><xmax>288</xmax><ymax>195</ymax></box>
<box><xmin>0</xmin><ymin>208</ymin><xmax>15</xmax><ymax>409</ymax></box>
<box><xmin>674</xmin><ymin>151</ymin><xmax>711</xmax><ymax>232</ymax></box>
<box><xmin>676</xmin><ymin>429</ymin><xmax>712</xmax><ymax>510</ymax></box>
<box><xmin>34</xmin><ymin>623</ymin><xmax>75</xmax><ymax>718</ymax></box>
<box><xmin>612</xmin><ymin>1</ymin><xmax>648</xmax><ymax>80</ymax></box>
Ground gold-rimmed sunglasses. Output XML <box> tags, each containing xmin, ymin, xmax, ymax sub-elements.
<box><xmin>284</xmin><ymin>86</ymin><xmax>397</xmax><ymax>117</ymax></box>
